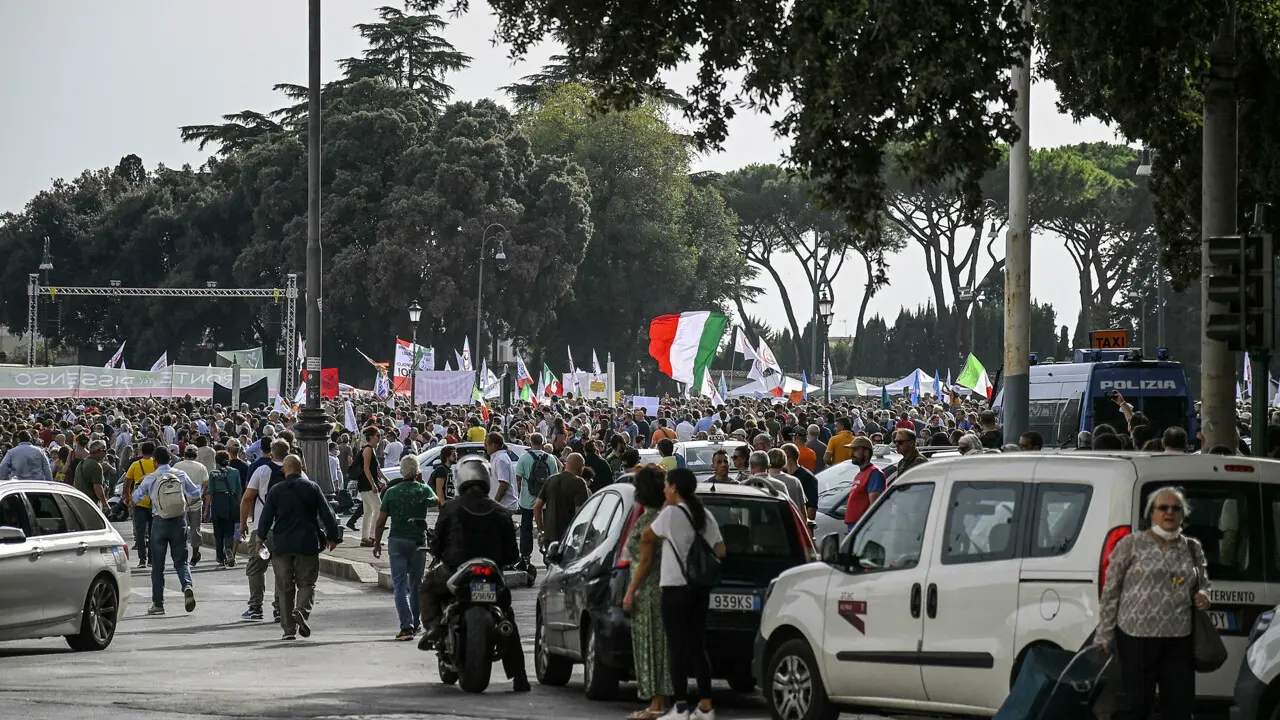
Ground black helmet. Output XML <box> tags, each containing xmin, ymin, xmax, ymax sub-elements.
<box><xmin>454</xmin><ymin>455</ymin><xmax>491</xmax><ymax>495</ymax></box>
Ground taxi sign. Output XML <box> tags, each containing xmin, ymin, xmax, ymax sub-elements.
<box><xmin>1089</xmin><ymin>329</ymin><xmax>1130</xmax><ymax>349</ymax></box>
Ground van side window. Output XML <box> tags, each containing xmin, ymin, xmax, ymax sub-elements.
<box><xmin>1057</xmin><ymin>395</ymin><xmax>1082</xmax><ymax>446</ymax></box>
<box><xmin>1029</xmin><ymin>484</ymin><xmax>1092</xmax><ymax>557</ymax></box>
<box><xmin>1144</xmin><ymin>481</ymin><xmax>1261</xmax><ymax>583</ymax></box>
<box><xmin>845</xmin><ymin>482</ymin><xmax>934</xmax><ymax>573</ymax></box>
<box><xmin>941</xmin><ymin>483</ymin><xmax>1022</xmax><ymax>565</ymax></box>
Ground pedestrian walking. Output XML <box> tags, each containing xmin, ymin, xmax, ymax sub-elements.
<box><xmin>354</xmin><ymin>426</ymin><xmax>385</xmax><ymax>546</ymax></box>
<box><xmin>173</xmin><ymin>445</ymin><xmax>209</xmax><ymax>566</ymax></box>
<box><xmin>239</xmin><ymin>438</ymin><xmax>288</xmax><ymax>622</ymax></box>
<box><xmin>124</xmin><ymin>441</ymin><xmax>158</xmax><ymax>569</ymax></box>
<box><xmin>373</xmin><ymin>454</ymin><xmax>436</xmax><ymax>640</ymax></box>
<box><xmin>130</xmin><ymin>446</ymin><xmax>202</xmax><ymax>616</ymax></box>
<box><xmin>256</xmin><ymin>454</ymin><xmax>341</xmax><ymax>641</ymax></box>
<box><xmin>621</xmin><ymin>464</ymin><xmax>674</xmax><ymax>719</ymax></box>
<box><xmin>204</xmin><ymin>450</ymin><xmax>242</xmax><ymax>567</ymax></box>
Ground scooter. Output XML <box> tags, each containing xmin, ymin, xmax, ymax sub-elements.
<box><xmin>106</xmin><ymin>481</ymin><xmax>129</xmax><ymax>522</ymax></box>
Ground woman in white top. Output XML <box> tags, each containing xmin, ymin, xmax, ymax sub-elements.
<box><xmin>643</xmin><ymin>468</ymin><xmax>727</xmax><ymax>720</ymax></box>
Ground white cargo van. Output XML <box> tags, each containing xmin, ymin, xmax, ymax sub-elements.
<box><xmin>753</xmin><ymin>452</ymin><xmax>1279</xmax><ymax>719</ymax></box>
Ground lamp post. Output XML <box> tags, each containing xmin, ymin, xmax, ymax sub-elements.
<box><xmin>408</xmin><ymin>300</ymin><xmax>422</xmax><ymax>405</ymax></box>
<box><xmin>294</xmin><ymin>0</ymin><xmax>333</xmax><ymax>494</ymax></box>
<box><xmin>475</xmin><ymin>223</ymin><xmax>508</xmax><ymax>387</ymax></box>
<box><xmin>818</xmin><ymin>287</ymin><xmax>834</xmax><ymax>402</ymax></box>
<box><xmin>958</xmin><ymin>286</ymin><xmax>977</xmax><ymax>359</ymax></box>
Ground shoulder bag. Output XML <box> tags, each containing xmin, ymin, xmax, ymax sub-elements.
<box><xmin>1186</xmin><ymin>539</ymin><xmax>1227</xmax><ymax>672</ymax></box>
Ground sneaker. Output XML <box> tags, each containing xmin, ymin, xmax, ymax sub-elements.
<box><xmin>294</xmin><ymin>610</ymin><xmax>311</xmax><ymax>638</ymax></box>
<box><xmin>658</xmin><ymin>705</ymin><xmax>690</xmax><ymax>720</ymax></box>
<box><xmin>345</xmin><ymin>521</ymin><xmax>358</xmax><ymax>531</ymax></box>
<box><xmin>281</xmin><ymin>632</ymin><xmax>297</xmax><ymax>641</ymax></box>
<box><xmin>184</xmin><ymin>587</ymin><xmax>196</xmax><ymax>613</ymax></box>
<box><xmin>146</xmin><ymin>605</ymin><xmax>165</xmax><ymax>616</ymax></box>
<box><xmin>690</xmin><ymin>707</ymin><xmax>715</xmax><ymax>720</ymax></box>
<box><xmin>395</xmin><ymin>628</ymin><xmax>415</xmax><ymax>641</ymax></box>
<box><xmin>137</xmin><ymin>560</ymin><xmax>148</xmax><ymax>569</ymax></box>
<box><xmin>241</xmin><ymin>609</ymin><xmax>264</xmax><ymax>621</ymax></box>
<box><xmin>190</xmin><ymin>550</ymin><xmax>200</xmax><ymax>567</ymax></box>
<box><xmin>273</xmin><ymin>608</ymin><xmax>282</xmax><ymax>623</ymax></box>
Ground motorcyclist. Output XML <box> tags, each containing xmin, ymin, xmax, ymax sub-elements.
<box><xmin>417</xmin><ymin>456</ymin><xmax>529</xmax><ymax>692</ymax></box>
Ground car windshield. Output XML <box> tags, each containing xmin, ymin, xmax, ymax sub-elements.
<box><xmin>682</xmin><ymin>446</ymin><xmax>721</xmax><ymax>470</ymax></box>
<box><xmin>816</xmin><ymin>461</ymin><xmax>859</xmax><ymax>494</ymax></box>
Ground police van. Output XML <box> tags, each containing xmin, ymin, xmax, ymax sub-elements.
<box><xmin>754</xmin><ymin>452</ymin><xmax>1277</xmax><ymax>719</ymax></box>
<box><xmin>993</xmin><ymin>349</ymin><xmax>1195</xmax><ymax>447</ymax></box>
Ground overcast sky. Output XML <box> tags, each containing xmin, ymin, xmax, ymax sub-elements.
<box><xmin>0</xmin><ymin>2</ymin><xmax>1122</xmax><ymax>367</ymax></box>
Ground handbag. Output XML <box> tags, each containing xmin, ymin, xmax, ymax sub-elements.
<box><xmin>1186</xmin><ymin>540</ymin><xmax>1227</xmax><ymax>672</ymax></box>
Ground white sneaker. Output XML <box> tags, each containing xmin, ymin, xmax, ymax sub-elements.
<box><xmin>690</xmin><ymin>707</ymin><xmax>715</xmax><ymax>720</ymax></box>
<box><xmin>657</xmin><ymin>706</ymin><xmax>690</xmax><ymax>720</ymax></box>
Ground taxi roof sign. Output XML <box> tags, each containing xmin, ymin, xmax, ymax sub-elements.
<box><xmin>1090</xmin><ymin>329</ymin><xmax>1130</xmax><ymax>349</ymax></box>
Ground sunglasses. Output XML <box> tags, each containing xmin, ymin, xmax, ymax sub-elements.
<box><xmin>893</xmin><ymin>439</ymin><xmax>909</xmax><ymax>445</ymax></box>
<box><xmin>1155</xmin><ymin>504</ymin><xmax>1184</xmax><ymax>514</ymax></box>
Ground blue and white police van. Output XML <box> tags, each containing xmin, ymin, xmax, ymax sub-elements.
<box><xmin>994</xmin><ymin>348</ymin><xmax>1195</xmax><ymax>447</ymax></box>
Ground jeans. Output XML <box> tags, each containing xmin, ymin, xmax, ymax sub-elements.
<box><xmin>149</xmin><ymin>515</ymin><xmax>193</xmax><ymax>607</ymax></box>
<box><xmin>388</xmin><ymin>537</ymin><xmax>427</xmax><ymax>630</ymax></box>
<box><xmin>662</xmin><ymin>585</ymin><xmax>712</xmax><ymax>705</ymax></box>
<box><xmin>273</xmin><ymin>554</ymin><xmax>320</xmax><ymax>635</ymax></box>
<box><xmin>359</xmin><ymin>490</ymin><xmax>381</xmax><ymax>541</ymax></box>
<box><xmin>519</xmin><ymin>507</ymin><xmax>534</xmax><ymax>558</ymax></box>
<box><xmin>132</xmin><ymin>505</ymin><xmax>152</xmax><ymax>563</ymax></box>
<box><xmin>1114</xmin><ymin>629</ymin><xmax>1195</xmax><ymax>720</ymax></box>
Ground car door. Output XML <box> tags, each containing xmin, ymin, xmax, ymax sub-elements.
<box><xmin>543</xmin><ymin>494</ymin><xmax>603</xmax><ymax>653</ymax></box>
<box><xmin>562</xmin><ymin>491</ymin><xmax>623</xmax><ymax>652</ymax></box>
<box><xmin>0</xmin><ymin>490</ymin><xmax>46</xmax><ymax>630</ymax></box>
<box><xmin>919</xmin><ymin>476</ymin><xmax>1028</xmax><ymax>712</ymax></box>
<box><xmin>822</xmin><ymin>481</ymin><xmax>941</xmax><ymax>708</ymax></box>
<box><xmin>25</xmin><ymin>490</ymin><xmax>89</xmax><ymax>624</ymax></box>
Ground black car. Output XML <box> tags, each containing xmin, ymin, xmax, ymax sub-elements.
<box><xmin>533</xmin><ymin>481</ymin><xmax>817</xmax><ymax>699</ymax></box>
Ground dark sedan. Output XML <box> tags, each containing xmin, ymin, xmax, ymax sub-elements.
<box><xmin>533</xmin><ymin>482</ymin><xmax>817</xmax><ymax>700</ymax></box>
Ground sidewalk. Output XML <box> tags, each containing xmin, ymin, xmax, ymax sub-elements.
<box><xmin>199</xmin><ymin>509</ymin><xmax>541</xmax><ymax>591</ymax></box>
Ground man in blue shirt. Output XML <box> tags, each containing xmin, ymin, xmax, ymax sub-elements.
<box><xmin>694</xmin><ymin>408</ymin><xmax>717</xmax><ymax>435</ymax></box>
<box><xmin>0</xmin><ymin>430</ymin><xmax>53</xmax><ymax>482</ymax></box>
<box><xmin>131</xmin><ymin>446</ymin><xmax>203</xmax><ymax>616</ymax></box>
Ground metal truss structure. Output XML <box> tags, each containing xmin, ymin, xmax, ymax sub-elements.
<box><xmin>27</xmin><ymin>273</ymin><xmax>299</xmax><ymax>394</ymax></box>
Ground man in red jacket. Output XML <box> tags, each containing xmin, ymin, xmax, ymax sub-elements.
<box><xmin>844</xmin><ymin>436</ymin><xmax>886</xmax><ymax>532</ymax></box>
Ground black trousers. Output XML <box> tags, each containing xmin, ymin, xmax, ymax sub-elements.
<box><xmin>418</xmin><ymin>564</ymin><xmax>527</xmax><ymax>680</ymax></box>
<box><xmin>211</xmin><ymin>517</ymin><xmax>235</xmax><ymax>563</ymax></box>
<box><xmin>662</xmin><ymin>585</ymin><xmax>712</xmax><ymax>704</ymax></box>
<box><xmin>1114</xmin><ymin>629</ymin><xmax>1195</xmax><ymax>720</ymax></box>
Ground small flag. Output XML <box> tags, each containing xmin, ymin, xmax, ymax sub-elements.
<box><xmin>591</xmin><ymin>350</ymin><xmax>602</xmax><ymax>374</ymax></box>
<box><xmin>541</xmin><ymin>363</ymin><xmax>562</xmax><ymax>395</ymax></box>
<box><xmin>272</xmin><ymin>393</ymin><xmax>289</xmax><ymax>415</ymax></box>
<box><xmin>343</xmin><ymin>400</ymin><xmax>358</xmax><ymax>432</ymax></box>
<box><xmin>461</xmin><ymin>337</ymin><xmax>473</xmax><ymax>372</ymax></box>
<box><xmin>933</xmin><ymin>370</ymin><xmax>941</xmax><ymax>399</ymax></box>
<box><xmin>445</xmin><ymin>359</ymin><xmax>455</xmax><ymax>372</ymax></box>
<box><xmin>1244</xmin><ymin>352</ymin><xmax>1253</xmax><ymax>398</ymax></box>
<box><xmin>911</xmin><ymin>372</ymin><xmax>920</xmax><ymax>406</ymax></box>
<box><xmin>150</xmin><ymin>352</ymin><xmax>168</xmax><ymax>372</ymax></box>
<box><xmin>105</xmin><ymin>341</ymin><xmax>126</xmax><ymax>369</ymax></box>
<box><xmin>956</xmin><ymin>353</ymin><xmax>993</xmax><ymax>399</ymax></box>
<box><xmin>453</xmin><ymin>350</ymin><xmax>465</xmax><ymax>372</ymax></box>
<box><xmin>297</xmin><ymin>333</ymin><xmax>305</xmax><ymax>373</ymax></box>
<box><xmin>515</xmin><ymin>356</ymin><xmax>533</xmax><ymax>388</ymax></box>
<box><xmin>801</xmin><ymin>370</ymin><xmax>809</xmax><ymax>400</ymax></box>
<box><xmin>374</xmin><ymin>368</ymin><xmax>391</xmax><ymax>398</ymax></box>
<box><xmin>946</xmin><ymin>367</ymin><xmax>952</xmax><ymax>391</ymax></box>
<box><xmin>567</xmin><ymin>346</ymin><xmax>580</xmax><ymax>395</ymax></box>
<box><xmin>881</xmin><ymin>385</ymin><xmax>890</xmax><ymax>409</ymax></box>
<box><xmin>718</xmin><ymin>371</ymin><xmax>728</xmax><ymax>400</ymax></box>
<box><xmin>293</xmin><ymin>379</ymin><xmax>306</xmax><ymax>406</ymax></box>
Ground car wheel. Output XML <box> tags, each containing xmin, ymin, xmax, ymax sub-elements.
<box><xmin>582</xmin><ymin>622</ymin><xmax>619</xmax><ymax>701</ymax></box>
<box><xmin>65</xmin><ymin>576</ymin><xmax>118</xmax><ymax>652</ymax></box>
<box><xmin>728</xmin><ymin>673</ymin><xmax>757</xmax><ymax>694</ymax></box>
<box><xmin>534</xmin><ymin>606</ymin><xmax>572</xmax><ymax>686</ymax></box>
<box><xmin>765</xmin><ymin>638</ymin><xmax>838</xmax><ymax>720</ymax></box>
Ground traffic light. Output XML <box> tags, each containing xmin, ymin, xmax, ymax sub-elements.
<box><xmin>1206</xmin><ymin>231</ymin><xmax>1274</xmax><ymax>351</ymax></box>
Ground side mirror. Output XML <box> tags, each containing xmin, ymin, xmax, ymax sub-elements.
<box><xmin>546</xmin><ymin>541</ymin><xmax>563</xmax><ymax>565</ymax></box>
<box><xmin>818</xmin><ymin>533</ymin><xmax>841</xmax><ymax>565</ymax></box>
<box><xmin>0</xmin><ymin>526</ymin><xmax>27</xmax><ymax>544</ymax></box>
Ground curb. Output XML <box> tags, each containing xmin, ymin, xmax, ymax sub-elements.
<box><xmin>199</xmin><ymin>527</ymin><xmax>529</xmax><ymax>590</ymax></box>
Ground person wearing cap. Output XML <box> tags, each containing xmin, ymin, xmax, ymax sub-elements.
<box><xmin>843</xmin><ymin>436</ymin><xmax>885</xmax><ymax>531</ymax></box>
<box><xmin>73</xmin><ymin>439</ymin><xmax>109</xmax><ymax>511</ymax></box>
<box><xmin>790</xmin><ymin>427</ymin><xmax>817</xmax><ymax>472</ymax></box>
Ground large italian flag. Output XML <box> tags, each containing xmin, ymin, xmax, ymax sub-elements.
<box><xmin>648</xmin><ymin>311</ymin><xmax>729</xmax><ymax>388</ymax></box>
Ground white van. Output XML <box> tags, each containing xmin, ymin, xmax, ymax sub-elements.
<box><xmin>752</xmin><ymin>452</ymin><xmax>1278</xmax><ymax>719</ymax></box>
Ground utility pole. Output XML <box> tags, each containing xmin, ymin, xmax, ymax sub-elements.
<box><xmin>1002</xmin><ymin>0</ymin><xmax>1033</xmax><ymax>442</ymax></box>
<box><xmin>1201</xmin><ymin>2</ymin><xmax>1239</xmax><ymax>451</ymax></box>
<box><xmin>811</xmin><ymin>234</ymin><xmax>821</xmax><ymax>382</ymax></box>
<box><xmin>295</xmin><ymin>0</ymin><xmax>333</xmax><ymax>494</ymax></box>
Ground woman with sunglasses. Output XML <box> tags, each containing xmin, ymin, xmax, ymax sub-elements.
<box><xmin>1097</xmin><ymin>486</ymin><xmax>1211</xmax><ymax>720</ymax></box>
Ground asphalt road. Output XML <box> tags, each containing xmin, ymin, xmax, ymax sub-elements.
<box><xmin>0</xmin><ymin>521</ymin><xmax>793</xmax><ymax>720</ymax></box>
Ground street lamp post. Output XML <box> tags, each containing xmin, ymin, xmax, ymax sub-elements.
<box><xmin>818</xmin><ymin>287</ymin><xmax>834</xmax><ymax>402</ymax></box>
<box><xmin>408</xmin><ymin>301</ymin><xmax>421</xmax><ymax>405</ymax></box>
<box><xmin>294</xmin><ymin>0</ymin><xmax>333</xmax><ymax>494</ymax></box>
<box><xmin>475</xmin><ymin>223</ymin><xmax>508</xmax><ymax>386</ymax></box>
<box><xmin>958</xmin><ymin>286</ymin><xmax>977</xmax><ymax>359</ymax></box>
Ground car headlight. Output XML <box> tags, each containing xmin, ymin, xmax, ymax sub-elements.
<box><xmin>1249</xmin><ymin>610</ymin><xmax>1275</xmax><ymax>647</ymax></box>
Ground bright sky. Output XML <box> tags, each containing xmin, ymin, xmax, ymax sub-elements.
<box><xmin>0</xmin><ymin>2</ymin><xmax>1121</xmax><ymax>362</ymax></box>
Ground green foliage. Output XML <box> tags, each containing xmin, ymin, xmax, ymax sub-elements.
<box><xmin>339</xmin><ymin>1</ymin><xmax>471</xmax><ymax>106</ymax></box>
<box><xmin>502</xmin><ymin>53</ymin><xmax>687</xmax><ymax>112</ymax></box>
<box><xmin>519</xmin><ymin>83</ymin><xmax>742</xmax><ymax>377</ymax></box>
<box><xmin>472</xmin><ymin>0</ymin><xmax>1033</xmax><ymax>244</ymax></box>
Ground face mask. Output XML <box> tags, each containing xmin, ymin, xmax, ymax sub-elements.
<box><xmin>1150</xmin><ymin>524</ymin><xmax>1181</xmax><ymax>541</ymax></box>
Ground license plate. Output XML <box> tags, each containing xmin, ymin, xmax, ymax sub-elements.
<box><xmin>710</xmin><ymin>592</ymin><xmax>760</xmax><ymax>612</ymax></box>
<box><xmin>1208</xmin><ymin>610</ymin><xmax>1237</xmax><ymax>631</ymax></box>
<box><xmin>470</xmin><ymin>582</ymin><xmax>497</xmax><ymax>603</ymax></box>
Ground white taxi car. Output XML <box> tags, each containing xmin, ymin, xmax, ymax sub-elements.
<box><xmin>0</xmin><ymin>479</ymin><xmax>131</xmax><ymax>651</ymax></box>
<box><xmin>754</xmin><ymin>452</ymin><xmax>1279</xmax><ymax>719</ymax></box>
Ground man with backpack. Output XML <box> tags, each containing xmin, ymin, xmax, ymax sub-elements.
<box><xmin>239</xmin><ymin>438</ymin><xmax>290</xmax><ymax>622</ymax></box>
<box><xmin>130</xmin><ymin>446</ymin><xmax>203</xmax><ymax>616</ymax></box>
<box><xmin>514</xmin><ymin>432</ymin><xmax>558</xmax><ymax>566</ymax></box>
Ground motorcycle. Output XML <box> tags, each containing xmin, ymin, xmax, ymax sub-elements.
<box><xmin>435</xmin><ymin>557</ymin><xmax>517</xmax><ymax>693</ymax></box>
<box><xmin>106</xmin><ymin>481</ymin><xmax>129</xmax><ymax>522</ymax></box>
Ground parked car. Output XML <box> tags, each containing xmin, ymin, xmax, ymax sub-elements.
<box><xmin>755</xmin><ymin>451</ymin><xmax>1278</xmax><ymax>720</ymax></box>
<box><xmin>0</xmin><ymin>479</ymin><xmax>131</xmax><ymax>651</ymax></box>
<box><xmin>381</xmin><ymin>442</ymin><xmax>529</xmax><ymax>482</ymax></box>
<box><xmin>534</xmin><ymin>482</ymin><xmax>818</xmax><ymax>699</ymax></box>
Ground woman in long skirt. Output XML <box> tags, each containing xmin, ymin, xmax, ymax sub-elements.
<box><xmin>622</xmin><ymin>465</ymin><xmax>673</xmax><ymax>719</ymax></box>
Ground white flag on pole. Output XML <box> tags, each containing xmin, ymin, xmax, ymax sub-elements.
<box><xmin>481</xmin><ymin>359</ymin><xmax>501</xmax><ymax>399</ymax></box>
<box><xmin>105</xmin><ymin>341</ymin><xmax>126</xmax><ymax>369</ymax></box>
<box><xmin>567</xmin><ymin>347</ymin><xmax>580</xmax><ymax>394</ymax></box>
<box><xmin>293</xmin><ymin>380</ymin><xmax>306</xmax><ymax>406</ymax></box>
<box><xmin>272</xmin><ymin>393</ymin><xmax>289</xmax><ymax>415</ymax></box>
<box><xmin>453</xmin><ymin>351</ymin><xmax>465</xmax><ymax>372</ymax></box>
<box><xmin>591</xmin><ymin>350</ymin><xmax>602</xmax><ymax>374</ymax></box>
<box><xmin>461</xmin><ymin>337</ymin><xmax>473</xmax><ymax>372</ymax></box>
<box><xmin>343</xmin><ymin>400</ymin><xmax>358</xmax><ymax>433</ymax></box>
<box><xmin>150</xmin><ymin>351</ymin><xmax>168</xmax><ymax>372</ymax></box>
